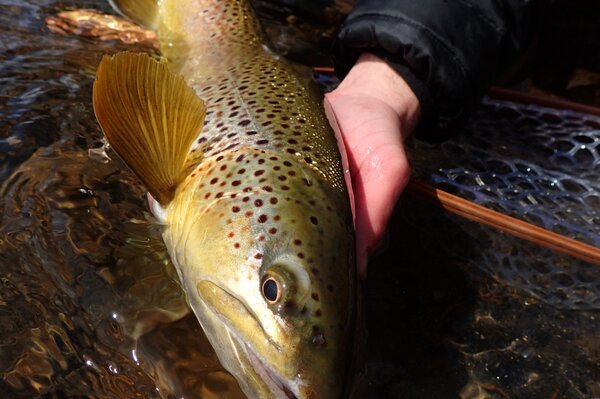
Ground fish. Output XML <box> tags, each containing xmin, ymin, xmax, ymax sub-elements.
<box><xmin>92</xmin><ymin>0</ymin><xmax>358</xmax><ymax>398</ymax></box>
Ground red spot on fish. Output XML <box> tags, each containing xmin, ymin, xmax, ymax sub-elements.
<box><xmin>254</xmin><ymin>253</ymin><xmax>263</xmax><ymax>260</ymax></box>
<box><xmin>268</xmin><ymin>228</ymin><xmax>277</xmax><ymax>234</ymax></box>
<box><xmin>232</xmin><ymin>206</ymin><xmax>240</xmax><ymax>213</ymax></box>
<box><xmin>293</xmin><ymin>239</ymin><xmax>302</xmax><ymax>246</ymax></box>
<box><xmin>258</xmin><ymin>215</ymin><xmax>268</xmax><ymax>223</ymax></box>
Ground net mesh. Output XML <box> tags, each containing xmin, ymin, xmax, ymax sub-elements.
<box><xmin>408</xmin><ymin>98</ymin><xmax>600</xmax><ymax>309</ymax></box>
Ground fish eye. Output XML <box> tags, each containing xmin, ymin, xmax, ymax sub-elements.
<box><xmin>262</xmin><ymin>276</ymin><xmax>281</xmax><ymax>303</ymax></box>
<box><xmin>260</xmin><ymin>255</ymin><xmax>310</xmax><ymax>312</ymax></box>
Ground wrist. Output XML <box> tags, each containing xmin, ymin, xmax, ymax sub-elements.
<box><xmin>334</xmin><ymin>53</ymin><xmax>421</xmax><ymax>137</ymax></box>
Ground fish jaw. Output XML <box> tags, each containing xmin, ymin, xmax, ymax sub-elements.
<box><xmin>195</xmin><ymin>279</ymin><xmax>301</xmax><ymax>398</ymax></box>
<box><xmin>161</xmin><ymin>149</ymin><xmax>356</xmax><ymax>398</ymax></box>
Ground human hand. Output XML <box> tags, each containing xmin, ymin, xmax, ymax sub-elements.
<box><xmin>324</xmin><ymin>53</ymin><xmax>421</xmax><ymax>278</ymax></box>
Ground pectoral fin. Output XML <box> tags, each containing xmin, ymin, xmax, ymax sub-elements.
<box><xmin>93</xmin><ymin>52</ymin><xmax>205</xmax><ymax>205</ymax></box>
<box><xmin>108</xmin><ymin>0</ymin><xmax>158</xmax><ymax>29</ymax></box>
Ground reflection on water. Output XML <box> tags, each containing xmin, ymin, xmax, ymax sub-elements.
<box><xmin>0</xmin><ymin>1</ymin><xmax>243</xmax><ymax>396</ymax></box>
<box><xmin>1</xmin><ymin>0</ymin><xmax>599</xmax><ymax>398</ymax></box>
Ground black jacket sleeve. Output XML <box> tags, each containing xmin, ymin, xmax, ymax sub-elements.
<box><xmin>333</xmin><ymin>0</ymin><xmax>548</xmax><ymax>141</ymax></box>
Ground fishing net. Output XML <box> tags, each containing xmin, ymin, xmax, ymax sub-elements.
<box><xmin>407</xmin><ymin>97</ymin><xmax>600</xmax><ymax>310</ymax></box>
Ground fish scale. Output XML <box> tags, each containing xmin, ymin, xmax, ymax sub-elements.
<box><xmin>190</xmin><ymin>53</ymin><xmax>346</xmax><ymax>193</ymax></box>
<box><xmin>95</xmin><ymin>0</ymin><xmax>357</xmax><ymax>397</ymax></box>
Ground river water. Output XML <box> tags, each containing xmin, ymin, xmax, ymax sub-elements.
<box><xmin>1</xmin><ymin>1</ymin><xmax>599</xmax><ymax>398</ymax></box>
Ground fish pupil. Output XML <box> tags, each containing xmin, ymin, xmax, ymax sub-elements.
<box><xmin>263</xmin><ymin>278</ymin><xmax>279</xmax><ymax>302</ymax></box>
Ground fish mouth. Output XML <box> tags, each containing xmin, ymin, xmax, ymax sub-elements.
<box><xmin>243</xmin><ymin>341</ymin><xmax>298</xmax><ymax>399</ymax></box>
<box><xmin>196</xmin><ymin>280</ymin><xmax>299</xmax><ymax>398</ymax></box>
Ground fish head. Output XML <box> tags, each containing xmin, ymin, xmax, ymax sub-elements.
<box><xmin>164</xmin><ymin>149</ymin><xmax>357</xmax><ymax>398</ymax></box>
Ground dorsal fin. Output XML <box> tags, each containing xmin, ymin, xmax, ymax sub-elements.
<box><xmin>108</xmin><ymin>0</ymin><xmax>159</xmax><ymax>29</ymax></box>
<box><xmin>93</xmin><ymin>52</ymin><xmax>205</xmax><ymax>205</ymax></box>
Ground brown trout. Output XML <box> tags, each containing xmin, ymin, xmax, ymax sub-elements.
<box><xmin>93</xmin><ymin>0</ymin><xmax>357</xmax><ymax>397</ymax></box>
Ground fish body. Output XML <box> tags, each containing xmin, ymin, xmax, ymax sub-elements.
<box><xmin>94</xmin><ymin>0</ymin><xmax>357</xmax><ymax>397</ymax></box>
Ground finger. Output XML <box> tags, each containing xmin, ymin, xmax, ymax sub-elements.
<box><xmin>350</xmin><ymin>136</ymin><xmax>410</xmax><ymax>278</ymax></box>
